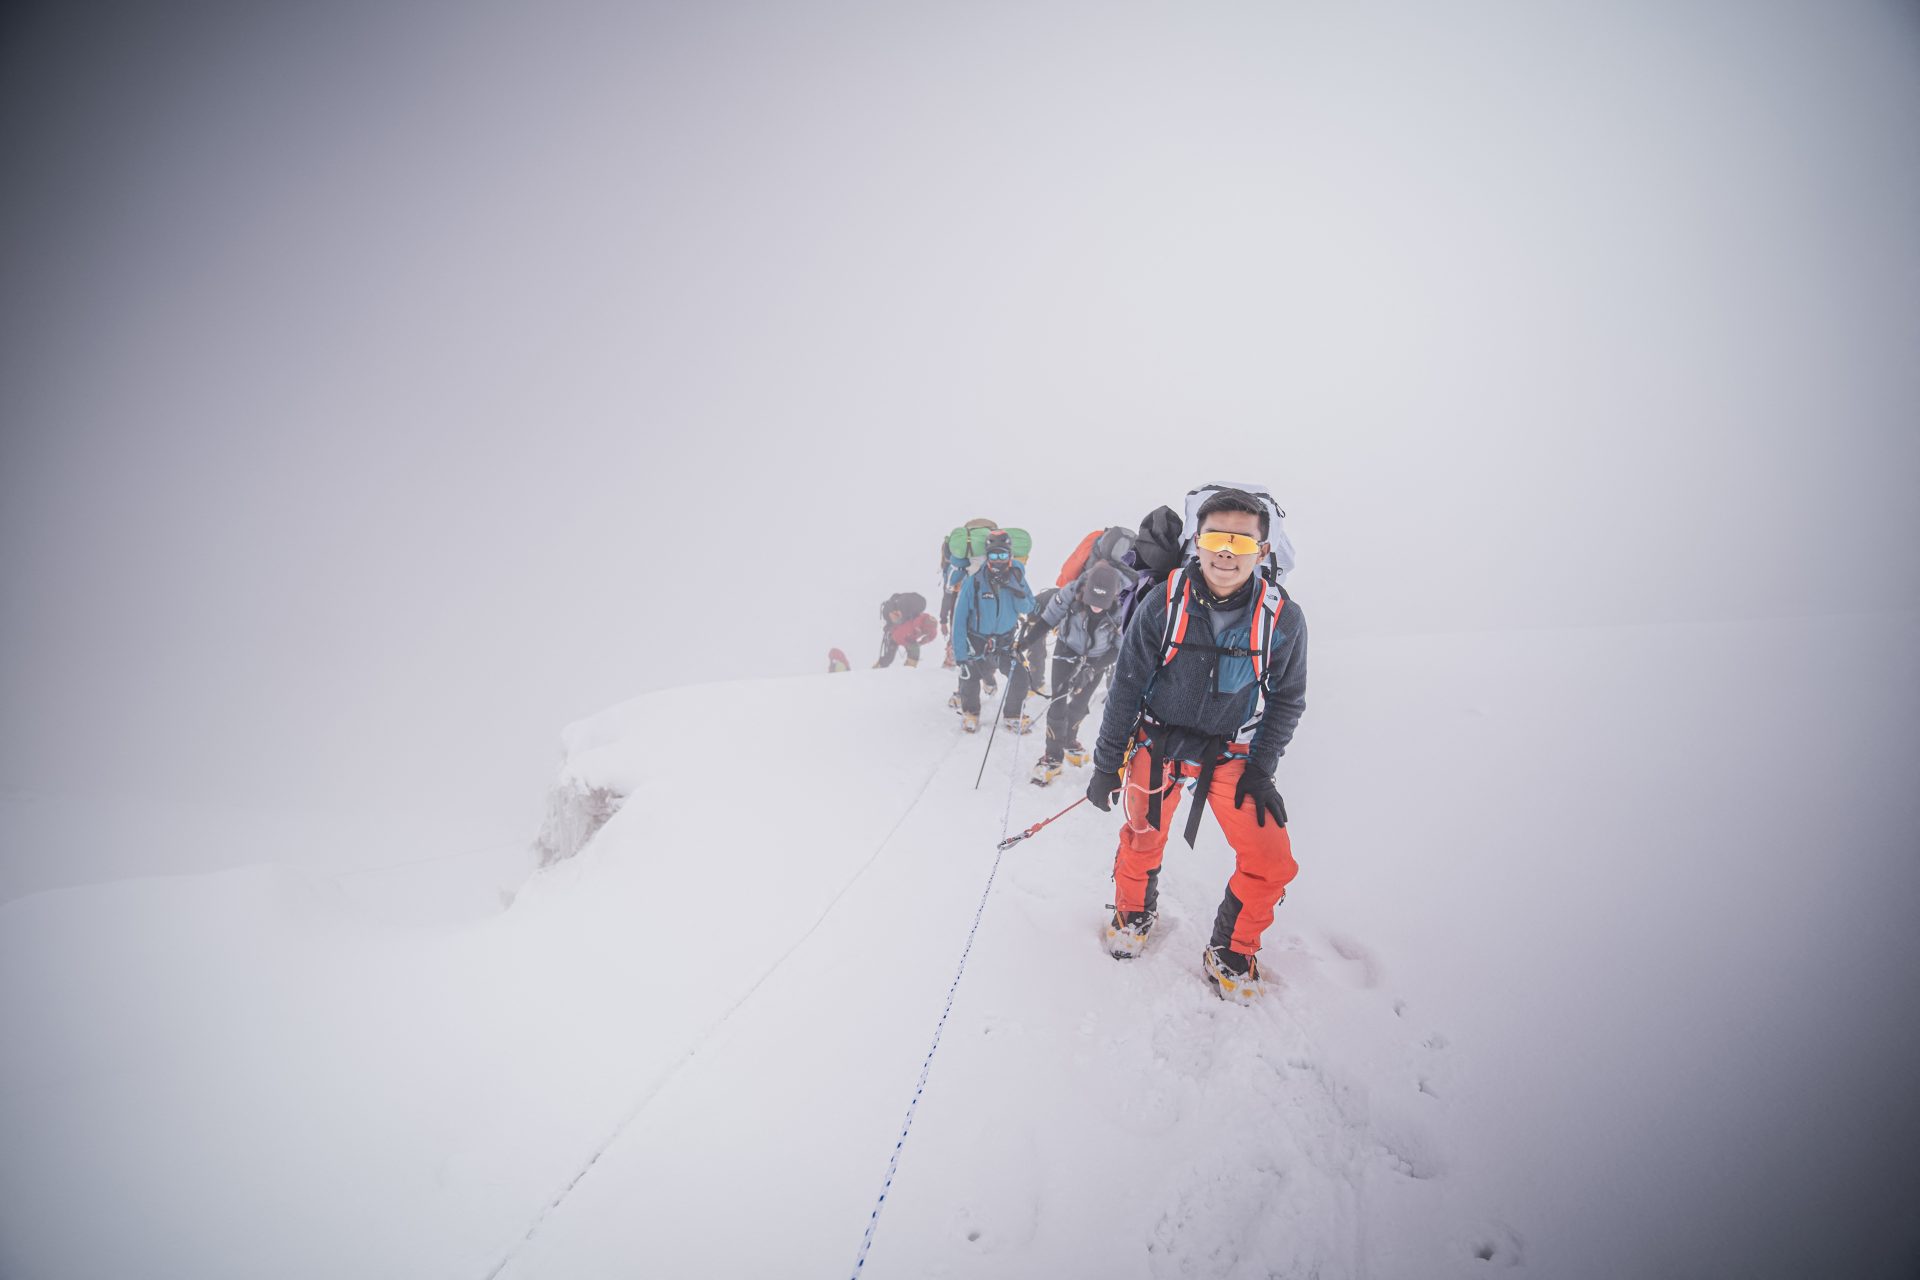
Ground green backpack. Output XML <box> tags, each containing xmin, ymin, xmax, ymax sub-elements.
<box><xmin>946</xmin><ymin>525</ymin><xmax>1032</xmax><ymax>563</ymax></box>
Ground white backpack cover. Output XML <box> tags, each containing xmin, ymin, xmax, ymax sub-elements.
<box><xmin>1180</xmin><ymin>481</ymin><xmax>1296</xmax><ymax>584</ymax></box>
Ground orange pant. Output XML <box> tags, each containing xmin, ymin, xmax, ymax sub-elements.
<box><xmin>1114</xmin><ymin>749</ymin><xmax>1298</xmax><ymax>957</ymax></box>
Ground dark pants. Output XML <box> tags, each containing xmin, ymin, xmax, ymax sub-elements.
<box><xmin>875</xmin><ymin>635</ymin><xmax>922</xmax><ymax>667</ymax></box>
<box><xmin>957</xmin><ymin>646</ymin><xmax>1019</xmax><ymax>714</ymax></box>
<box><xmin>1042</xmin><ymin>651</ymin><xmax>1113</xmax><ymax>761</ymax></box>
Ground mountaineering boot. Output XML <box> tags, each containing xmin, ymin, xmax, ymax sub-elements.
<box><xmin>1003</xmin><ymin>713</ymin><xmax>1033</xmax><ymax>735</ymax></box>
<box><xmin>961</xmin><ymin>713</ymin><xmax>980</xmax><ymax>734</ymax></box>
<box><xmin>948</xmin><ymin>692</ymin><xmax>961</xmax><ymax>711</ymax></box>
<box><xmin>1031</xmin><ymin>758</ymin><xmax>1062</xmax><ymax>787</ymax></box>
<box><xmin>1064</xmin><ymin>741</ymin><xmax>1090</xmax><ymax>767</ymax></box>
<box><xmin>1201</xmin><ymin>945</ymin><xmax>1264</xmax><ymax>1003</ymax></box>
<box><xmin>1105</xmin><ymin>909</ymin><xmax>1157</xmax><ymax>959</ymax></box>
<box><xmin>904</xmin><ymin>656</ymin><xmax>919</xmax><ymax>667</ymax></box>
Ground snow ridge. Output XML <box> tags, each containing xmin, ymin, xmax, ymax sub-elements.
<box><xmin>496</xmin><ymin>705</ymin><xmax>969</xmax><ymax>1280</ymax></box>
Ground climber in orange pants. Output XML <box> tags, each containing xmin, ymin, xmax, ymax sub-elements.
<box><xmin>1086</xmin><ymin>487</ymin><xmax>1308</xmax><ymax>1001</ymax></box>
<box><xmin>1114</xmin><ymin>747</ymin><xmax>1298</xmax><ymax>957</ymax></box>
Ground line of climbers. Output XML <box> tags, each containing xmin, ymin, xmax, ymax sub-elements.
<box><xmin>845</xmin><ymin>484</ymin><xmax>1308</xmax><ymax>1003</ymax></box>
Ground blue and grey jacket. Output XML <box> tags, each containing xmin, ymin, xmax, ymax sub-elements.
<box><xmin>1038</xmin><ymin>577</ymin><xmax>1122</xmax><ymax>662</ymax></box>
<box><xmin>951</xmin><ymin>564</ymin><xmax>1037</xmax><ymax>663</ymax></box>
<box><xmin>1091</xmin><ymin>566</ymin><xmax>1307</xmax><ymax>780</ymax></box>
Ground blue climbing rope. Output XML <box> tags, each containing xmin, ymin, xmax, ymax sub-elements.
<box><xmin>848</xmin><ymin>710</ymin><xmax>1030</xmax><ymax>1276</ymax></box>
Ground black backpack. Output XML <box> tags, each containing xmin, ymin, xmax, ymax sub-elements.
<box><xmin>1111</xmin><ymin>506</ymin><xmax>1186</xmax><ymax>636</ymax></box>
<box><xmin>883</xmin><ymin>591</ymin><xmax>928</xmax><ymax>620</ymax></box>
<box><xmin>1090</xmin><ymin>526</ymin><xmax>1136</xmax><ymax>571</ymax></box>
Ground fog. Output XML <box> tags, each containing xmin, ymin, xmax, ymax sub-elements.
<box><xmin>3</xmin><ymin>4</ymin><xmax>1916</xmax><ymax>870</ymax></box>
<box><xmin>4</xmin><ymin>5</ymin><xmax>1920</xmax><ymax>1277</ymax></box>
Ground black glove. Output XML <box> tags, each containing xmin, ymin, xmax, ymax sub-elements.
<box><xmin>1232</xmin><ymin>770</ymin><xmax>1288</xmax><ymax>828</ymax></box>
<box><xmin>1086</xmin><ymin>768</ymin><xmax>1121</xmax><ymax>812</ymax></box>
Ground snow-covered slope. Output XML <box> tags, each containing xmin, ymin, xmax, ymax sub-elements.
<box><xmin>505</xmin><ymin>670</ymin><xmax>1497</xmax><ymax>1280</ymax></box>
<box><xmin>3</xmin><ymin>612</ymin><xmax>1917</xmax><ymax>1278</ymax></box>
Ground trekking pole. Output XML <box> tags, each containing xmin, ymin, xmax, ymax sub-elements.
<box><xmin>972</xmin><ymin>663</ymin><xmax>1016</xmax><ymax>790</ymax></box>
<box><xmin>1014</xmin><ymin>648</ymin><xmax>1075</xmax><ymax>707</ymax></box>
<box><xmin>996</xmin><ymin>796</ymin><xmax>1088</xmax><ymax>851</ymax></box>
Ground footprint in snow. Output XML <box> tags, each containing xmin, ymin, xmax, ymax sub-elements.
<box><xmin>1375</xmin><ymin>1128</ymin><xmax>1446</xmax><ymax>1181</ymax></box>
<box><xmin>1323</xmin><ymin>932</ymin><xmax>1383</xmax><ymax>989</ymax></box>
<box><xmin>1468</xmin><ymin>1221</ymin><xmax>1527</xmax><ymax>1267</ymax></box>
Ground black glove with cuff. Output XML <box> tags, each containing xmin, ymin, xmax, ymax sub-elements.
<box><xmin>1086</xmin><ymin>768</ymin><xmax>1121</xmax><ymax>812</ymax></box>
<box><xmin>1232</xmin><ymin>769</ymin><xmax>1288</xmax><ymax>828</ymax></box>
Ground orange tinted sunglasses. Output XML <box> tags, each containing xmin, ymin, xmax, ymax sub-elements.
<box><xmin>1195</xmin><ymin>530</ymin><xmax>1262</xmax><ymax>556</ymax></box>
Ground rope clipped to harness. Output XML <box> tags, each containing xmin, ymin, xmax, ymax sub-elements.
<box><xmin>996</xmin><ymin>796</ymin><xmax>1088</xmax><ymax>851</ymax></box>
<box><xmin>1127</xmin><ymin>731</ymin><xmax>1236</xmax><ymax>847</ymax></box>
<box><xmin>1014</xmin><ymin>648</ymin><xmax>1094</xmax><ymax>708</ymax></box>
<box><xmin>1120</xmin><ymin>737</ymin><xmax>1182</xmax><ymax>838</ymax></box>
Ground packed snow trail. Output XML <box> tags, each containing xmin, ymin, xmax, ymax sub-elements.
<box><xmin>486</xmin><ymin>723</ymin><xmax>970</xmax><ymax>1280</ymax></box>
<box><xmin>848</xmin><ymin>670</ymin><xmax>1030</xmax><ymax>1277</ymax></box>
<box><xmin>493</xmin><ymin>665</ymin><xmax>1494</xmax><ymax>1279</ymax></box>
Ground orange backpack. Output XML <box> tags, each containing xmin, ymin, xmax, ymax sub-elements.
<box><xmin>1054</xmin><ymin>526</ymin><xmax>1136</xmax><ymax>587</ymax></box>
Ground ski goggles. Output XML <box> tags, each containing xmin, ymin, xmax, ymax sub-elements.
<box><xmin>1194</xmin><ymin>530</ymin><xmax>1262</xmax><ymax>557</ymax></box>
<box><xmin>985</xmin><ymin>549</ymin><xmax>1013</xmax><ymax>562</ymax></box>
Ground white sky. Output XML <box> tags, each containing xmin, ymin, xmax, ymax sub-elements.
<box><xmin>3</xmin><ymin>0</ymin><xmax>1917</xmax><ymax>838</ymax></box>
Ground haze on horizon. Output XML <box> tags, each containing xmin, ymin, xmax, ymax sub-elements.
<box><xmin>2</xmin><ymin>0</ymin><xmax>1915</xmax><ymax>877</ymax></box>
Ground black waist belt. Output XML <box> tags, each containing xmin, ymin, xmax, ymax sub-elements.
<box><xmin>1141</xmin><ymin>727</ymin><xmax>1233</xmax><ymax>848</ymax></box>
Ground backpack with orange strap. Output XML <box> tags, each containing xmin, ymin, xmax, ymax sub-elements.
<box><xmin>1054</xmin><ymin>525</ymin><xmax>1137</xmax><ymax>588</ymax></box>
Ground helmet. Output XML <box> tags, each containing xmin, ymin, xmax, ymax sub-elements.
<box><xmin>1081</xmin><ymin>561</ymin><xmax>1125</xmax><ymax>611</ymax></box>
<box><xmin>984</xmin><ymin>531</ymin><xmax>1014</xmax><ymax>570</ymax></box>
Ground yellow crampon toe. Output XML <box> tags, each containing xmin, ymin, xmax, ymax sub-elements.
<box><xmin>1105</xmin><ymin>909</ymin><xmax>1156</xmax><ymax>959</ymax></box>
<box><xmin>1202</xmin><ymin>946</ymin><xmax>1264</xmax><ymax>1003</ymax></box>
